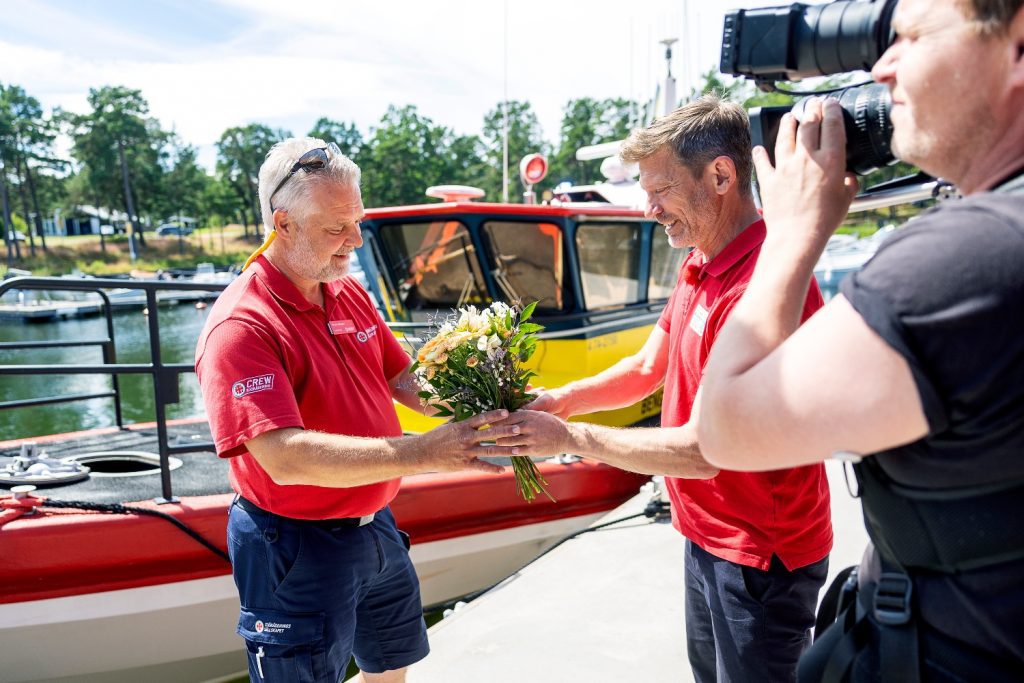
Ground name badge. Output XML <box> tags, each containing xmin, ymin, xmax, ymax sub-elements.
<box><xmin>688</xmin><ymin>304</ymin><xmax>709</xmax><ymax>337</ymax></box>
<box><xmin>329</xmin><ymin>319</ymin><xmax>357</xmax><ymax>335</ymax></box>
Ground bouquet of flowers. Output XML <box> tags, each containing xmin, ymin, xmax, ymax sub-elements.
<box><xmin>411</xmin><ymin>301</ymin><xmax>553</xmax><ymax>502</ymax></box>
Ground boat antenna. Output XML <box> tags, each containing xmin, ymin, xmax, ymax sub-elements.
<box><xmin>502</xmin><ymin>0</ymin><xmax>510</xmax><ymax>203</ymax></box>
<box><xmin>660</xmin><ymin>38</ymin><xmax>678</xmax><ymax>117</ymax></box>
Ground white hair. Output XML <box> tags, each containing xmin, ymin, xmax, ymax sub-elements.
<box><xmin>257</xmin><ymin>137</ymin><xmax>361</xmax><ymax>236</ymax></box>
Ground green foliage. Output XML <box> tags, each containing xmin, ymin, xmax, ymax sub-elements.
<box><xmin>66</xmin><ymin>85</ymin><xmax>169</xmax><ymax>240</ymax></box>
<box><xmin>548</xmin><ymin>97</ymin><xmax>636</xmax><ymax>189</ymax></box>
<box><xmin>216</xmin><ymin>123</ymin><xmax>290</xmax><ymax>237</ymax></box>
<box><xmin>360</xmin><ymin>105</ymin><xmax>483</xmax><ymax>207</ymax></box>
<box><xmin>478</xmin><ymin>101</ymin><xmax>547</xmax><ymax>202</ymax></box>
<box><xmin>308</xmin><ymin>117</ymin><xmax>364</xmax><ymax>161</ymax></box>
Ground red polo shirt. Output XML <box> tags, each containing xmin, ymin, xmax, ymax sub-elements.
<box><xmin>659</xmin><ymin>220</ymin><xmax>832</xmax><ymax>570</ymax></box>
<box><xmin>195</xmin><ymin>255</ymin><xmax>411</xmax><ymax>519</ymax></box>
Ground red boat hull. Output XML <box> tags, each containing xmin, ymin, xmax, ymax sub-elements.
<box><xmin>1</xmin><ymin>458</ymin><xmax>647</xmax><ymax>605</ymax></box>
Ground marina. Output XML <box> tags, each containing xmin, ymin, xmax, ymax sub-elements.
<box><xmin>0</xmin><ymin>173</ymin><xmax>676</xmax><ymax>682</ymax></box>
<box><xmin>409</xmin><ymin>461</ymin><xmax>869</xmax><ymax>683</ymax></box>
<box><xmin>0</xmin><ymin>170</ymin><xmax>925</xmax><ymax>682</ymax></box>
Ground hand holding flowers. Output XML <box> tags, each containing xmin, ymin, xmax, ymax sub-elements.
<box><xmin>411</xmin><ymin>301</ymin><xmax>554</xmax><ymax>502</ymax></box>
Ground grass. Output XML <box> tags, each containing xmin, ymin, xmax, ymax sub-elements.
<box><xmin>0</xmin><ymin>225</ymin><xmax>265</xmax><ymax>277</ymax></box>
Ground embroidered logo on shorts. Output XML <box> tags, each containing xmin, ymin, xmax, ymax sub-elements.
<box><xmin>356</xmin><ymin>324</ymin><xmax>378</xmax><ymax>343</ymax></box>
<box><xmin>253</xmin><ymin>619</ymin><xmax>291</xmax><ymax>634</ymax></box>
<box><xmin>231</xmin><ymin>374</ymin><xmax>275</xmax><ymax>398</ymax></box>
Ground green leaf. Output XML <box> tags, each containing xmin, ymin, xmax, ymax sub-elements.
<box><xmin>520</xmin><ymin>300</ymin><xmax>538</xmax><ymax>322</ymax></box>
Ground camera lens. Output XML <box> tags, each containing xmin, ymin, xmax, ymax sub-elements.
<box><xmin>794</xmin><ymin>0</ymin><xmax>897</xmax><ymax>78</ymax></box>
<box><xmin>791</xmin><ymin>83</ymin><xmax>894</xmax><ymax>175</ymax></box>
<box><xmin>722</xmin><ymin>0</ymin><xmax>897</xmax><ymax>82</ymax></box>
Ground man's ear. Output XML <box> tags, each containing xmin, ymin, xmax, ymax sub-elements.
<box><xmin>272</xmin><ymin>208</ymin><xmax>293</xmax><ymax>240</ymax></box>
<box><xmin>1009</xmin><ymin>4</ymin><xmax>1024</xmax><ymax>88</ymax></box>
<box><xmin>708</xmin><ymin>156</ymin><xmax>737</xmax><ymax>196</ymax></box>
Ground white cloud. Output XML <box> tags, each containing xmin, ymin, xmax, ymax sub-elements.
<box><xmin>3</xmin><ymin>0</ymin><xmax>773</xmax><ymax>172</ymax></box>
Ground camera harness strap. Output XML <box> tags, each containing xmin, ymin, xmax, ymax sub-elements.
<box><xmin>807</xmin><ymin>175</ymin><xmax>1024</xmax><ymax>683</ymax></box>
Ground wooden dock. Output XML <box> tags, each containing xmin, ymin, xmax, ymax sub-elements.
<box><xmin>405</xmin><ymin>461</ymin><xmax>869</xmax><ymax>682</ymax></box>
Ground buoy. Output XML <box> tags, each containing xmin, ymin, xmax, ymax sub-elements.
<box><xmin>142</xmin><ymin>307</ymin><xmax>149</xmax><ymax>316</ymax></box>
<box><xmin>195</xmin><ymin>301</ymin><xmax>207</xmax><ymax>310</ymax></box>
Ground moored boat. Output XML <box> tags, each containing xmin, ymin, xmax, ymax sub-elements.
<box><xmin>0</xmin><ymin>160</ymin><xmax>674</xmax><ymax>682</ymax></box>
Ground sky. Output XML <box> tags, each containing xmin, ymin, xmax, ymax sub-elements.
<box><xmin>0</xmin><ymin>0</ymin><xmax>776</xmax><ymax>173</ymax></box>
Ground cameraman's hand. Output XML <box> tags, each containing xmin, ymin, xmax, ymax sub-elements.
<box><xmin>754</xmin><ymin>98</ymin><xmax>859</xmax><ymax>253</ymax></box>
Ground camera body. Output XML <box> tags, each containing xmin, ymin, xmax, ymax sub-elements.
<box><xmin>721</xmin><ymin>0</ymin><xmax>899</xmax><ymax>175</ymax></box>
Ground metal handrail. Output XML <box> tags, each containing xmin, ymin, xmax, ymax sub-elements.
<box><xmin>0</xmin><ymin>276</ymin><xmax>228</xmax><ymax>503</ymax></box>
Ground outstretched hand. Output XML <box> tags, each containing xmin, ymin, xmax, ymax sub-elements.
<box><xmin>523</xmin><ymin>388</ymin><xmax>573</xmax><ymax>420</ymax></box>
<box><xmin>754</xmin><ymin>98</ymin><xmax>860</xmax><ymax>254</ymax></box>
<box><xmin>495</xmin><ymin>409</ymin><xmax>573</xmax><ymax>458</ymax></box>
<box><xmin>423</xmin><ymin>409</ymin><xmax>519</xmax><ymax>474</ymax></box>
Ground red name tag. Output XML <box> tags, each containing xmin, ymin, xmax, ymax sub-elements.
<box><xmin>329</xmin><ymin>319</ymin><xmax>357</xmax><ymax>335</ymax></box>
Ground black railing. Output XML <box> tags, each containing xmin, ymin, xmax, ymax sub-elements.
<box><xmin>0</xmin><ymin>276</ymin><xmax>228</xmax><ymax>503</ymax></box>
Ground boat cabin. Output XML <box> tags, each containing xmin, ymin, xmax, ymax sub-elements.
<box><xmin>357</xmin><ymin>184</ymin><xmax>685</xmax><ymax>431</ymax></box>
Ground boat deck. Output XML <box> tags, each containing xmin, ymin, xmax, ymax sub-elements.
<box><xmin>406</xmin><ymin>461</ymin><xmax>870</xmax><ymax>683</ymax></box>
<box><xmin>0</xmin><ymin>422</ymin><xmax>228</xmax><ymax>504</ymax></box>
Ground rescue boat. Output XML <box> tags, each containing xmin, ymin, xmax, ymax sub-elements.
<box><xmin>0</xmin><ymin>154</ymin><xmax>677</xmax><ymax>682</ymax></box>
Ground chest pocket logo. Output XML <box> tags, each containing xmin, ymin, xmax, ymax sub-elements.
<box><xmin>356</xmin><ymin>325</ymin><xmax>378</xmax><ymax>343</ymax></box>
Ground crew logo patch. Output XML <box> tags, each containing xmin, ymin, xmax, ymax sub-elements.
<box><xmin>231</xmin><ymin>374</ymin><xmax>275</xmax><ymax>398</ymax></box>
<box><xmin>255</xmin><ymin>620</ymin><xmax>265</xmax><ymax>633</ymax></box>
<box><xmin>356</xmin><ymin>324</ymin><xmax>378</xmax><ymax>343</ymax></box>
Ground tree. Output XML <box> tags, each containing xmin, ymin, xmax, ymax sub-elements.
<box><xmin>0</xmin><ymin>84</ymin><xmax>65</xmax><ymax>256</ymax></box>
<box><xmin>67</xmin><ymin>86</ymin><xmax>168</xmax><ymax>256</ymax></box>
<box><xmin>478</xmin><ymin>100</ymin><xmax>547</xmax><ymax>202</ymax></box>
<box><xmin>156</xmin><ymin>135</ymin><xmax>210</xmax><ymax>253</ymax></box>
<box><xmin>360</xmin><ymin>105</ymin><xmax>463</xmax><ymax>207</ymax></box>
<box><xmin>308</xmin><ymin>118</ymin><xmax>364</xmax><ymax>162</ymax></box>
<box><xmin>216</xmin><ymin>124</ymin><xmax>290</xmax><ymax>239</ymax></box>
<box><xmin>549</xmin><ymin>97</ymin><xmax>637</xmax><ymax>189</ymax></box>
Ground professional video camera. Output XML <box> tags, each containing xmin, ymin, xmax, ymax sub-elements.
<box><xmin>720</xmin><ymin>0</ymin><xmax>898</xmax><ymax>176</ymax></box>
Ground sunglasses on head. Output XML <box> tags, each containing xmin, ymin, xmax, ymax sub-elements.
<box><xmin>269</xmin><ymin>142</ymin><xmax>342</xmax><ymax>211</ymax></box>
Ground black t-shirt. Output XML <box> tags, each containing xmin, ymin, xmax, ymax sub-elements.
<box><xmin>841</xmin><ymin>182</ymin><xmax>1024</xmax><ymax>671</ymax></box>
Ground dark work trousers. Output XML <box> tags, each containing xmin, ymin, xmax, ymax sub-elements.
<box><xmin>227</xmin><ymin>502</ymin><xmax>429</xmax><ymax>682</ymax></box>
<box><xmin>685</xmin><ymin>540</ymin><xmax>828</xmax><ymax>683</ymax></box>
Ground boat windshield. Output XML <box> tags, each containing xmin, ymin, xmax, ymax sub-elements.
<box><xmin>575</xmin><ymin>222</ymin><xmax>642</xmax><ymax>309</ymax></box>
<box><xmin>378</xmin><ymin>220</ymin><xmax>490</xmax><ymax>317</ymax></box>
<box><xmin>482</xmin><ymin>221</ymin><xmax>566</xmax><ymax>311</ymax></box>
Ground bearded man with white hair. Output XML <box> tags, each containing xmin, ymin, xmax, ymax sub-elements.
<box><xmin>196</xmin><ymin>137</ymin><xmax>518</xmax><ymax>683</ymax></box>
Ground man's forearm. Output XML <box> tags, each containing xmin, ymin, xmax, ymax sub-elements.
<box><xmin>257</xmin><ymin>429</ymin><xmax>424</xmax><ymax>488</ymax></box>
<box><xmin>249</xmin><ymin>410</ymin><xmax>514</xmax><ymax>487</ymax></box>
<box><xmin>565</xmin><ymin>421</ymin><xmax>718</xmax><ymax>478</ymax></box>
<box><xmin>559</xmin><ymin>354</ymin><xmax>665</xmax><ymax>416</ymax></box>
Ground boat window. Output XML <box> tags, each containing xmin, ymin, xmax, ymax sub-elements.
<box><xmin>649</xmin><ymin>228</ymin><xmax>687</xmax><ymax>300</ymax></box>
<box><xmin>482</xmin><ymin>221</ymin><xmax>566</xmax><ymax>311</ymax></box>
<box><xmin>377</xmin><ymin>220</ymin><xmax>490</xmax><ymax>316</ymax></box>
<box><xmin>576</xmin><ymin>223</ymin><xmax>641</xmax><ymax>308</ymax></box>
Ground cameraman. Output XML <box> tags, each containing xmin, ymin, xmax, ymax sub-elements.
<box><xmin>699</xmin><ymin>0</ymin><xmax>1024</xmax><ymax>679</ymax></box>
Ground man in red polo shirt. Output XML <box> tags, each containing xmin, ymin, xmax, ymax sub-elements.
<box><xmin>502</xmin><ymin>96</ymin><xmax>832</xmax><ymax>681</ymax></box>
<box><xmin>196</xmin><ymin>137</ymin><xmax>518</xmax><ymax>683</ymax></box>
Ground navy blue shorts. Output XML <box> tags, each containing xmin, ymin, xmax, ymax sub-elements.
<box><xmin>227</xmin><ymin>501</ymin><xmax>429</xmax><ymax>681</ymax></box>
<box><xmin>685</xmin><ymin>540</ymin><xmax>828</xmax><ymax>683</ymax></box>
